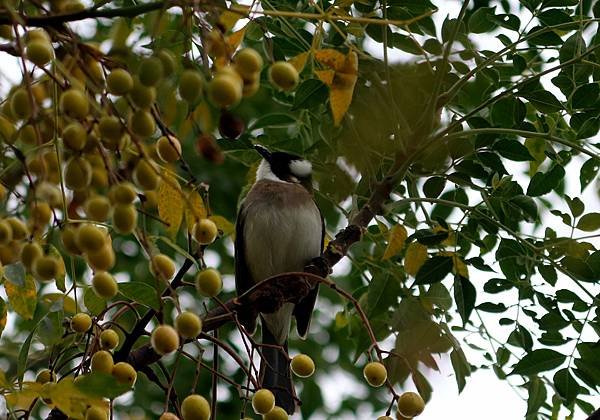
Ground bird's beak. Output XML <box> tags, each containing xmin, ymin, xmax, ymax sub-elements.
<box><xmin>253</xmin><ymin>145</ymin><xmax>272</xmax><ymax>161</ymax></box>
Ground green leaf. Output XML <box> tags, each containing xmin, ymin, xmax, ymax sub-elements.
<box><xmin>553</xmin><ymin>368</ymin><xmax>580</xmax><ymax>404</ymax></box>
<box><xmin>476</xmin><ymin>302</ymin><xmax>507</xmax><ymax>313</ymax></box>
<box><xmin>367</xmin><ymin>274</ymin><xmax>401</xmax><ymax>317</ymax></box>
<box><xmin>468</xmin><ymin>6</ymin><xmax>497</xmax><ymax>33</ymax></box>
<box><xmin>526</xmin><ymin>376</ymin><xmax>547</xmax><ymax>416</ymax></box>
<box><xmin>75</xmin><ymin>372</ymin><xmax>131</xmax><ymax>399</ymax></box>
<box><xmin>527</xmin><ymin>26</ymin><xmax>564</xmax><ymax>46</ymax></box>
<box><xmin>249</xmin><ymin>113</ymin><xmax>297</xmax><ymax>130</ymax></box>
<box><xmin>580</xmin><ymin>158</ymin><xmax>599</xmax><ymax>191</ymax></box>
<box><xmin>118</xmin><ymin>282</ymin><xmax>160</xmax><ymax>310</ymax></box>
<box><xmin>454</xmin><ymin>276</ymin><xmax>476</xmax><ymax>325</ymax></box>
<box><xmin>292</xmin><ymin>79</ymin><xmax>328</xmax><ymax>110</ymax></box>
<box><xmin>538</xmin><ymin>9</ymin><xmax>573</xmax><ymax>26</ymax></box>
<box><xmin>571</xmin><ymin>83</ymin><xmax>599</xmax><ymax>109</ymax></box>
<box><xmin>422</xmin><ymin>176</ymin><xmax>446</xmax><ymax>198</ymax></box>
<box><xmin>411</xmin><ymin>369</ymin><xmax>432</xmax><ymax>403</ymax></box>
<box><xmin>538</xmin><ymin>264</ymin><xmax>557</xmax><ymax>286</ymax></box>
<box><xmin>84</xmin><ymin>287</ymin><xmax>106</xmax><ymax>316</ymax></box>
<box><xmin>450</xmin><ymin>348</ymin><xmax>471</xmax><ymax>392</ymax></box>
<box><xmin>18</xmin><ymin>323</ymin><xmax>38</xmax><ymax>384</ymax></box>
<box><xmin>510</xmin><ymin>349</ymin><xmax>565</xmax><ymax>376</ymax></box>
<box><xmin>519</xmin><ymin>90</ymin><xmax>563</xmax><ymax>113</ymax></box>
<box><xmin>567</xmin><ymin>196</ymin><xmax>584</xmax><ymax>217</ymax></box>
<box><xmin>4</xmin><ymin>263</ymin><xmax>25</xmax><ymax>287</ymax></box>
<box><xmin>422</xmin><ymin>283</ymin><xmax>452</xmax><ymax>310</ymax></box>
<box><xmin>576</xmin><ymin>213</ymin><xmax>600</xmax><ymax>231</ymax></box>
<box><xmin>527</xmin><ymin>165</ymin><xmax>565</xmax><ymax>196</ymax></box>
<box><xmin>494</xmin><ymin>139</ymin><xmax>533</xmax><ymax>161</ymax></box>
<box><xmin>561</xmin><ymin>256</ymin><xmax>597</xmax><ymax>281</ymax></box>
<box><xmin>5</xmin><ymin>274</ymin><xmax>37</xmax><ymax>320</ymax></box>
<box><xmin>414</xmin><ymin>256</ymin><xmax>453</xmax><ymax>285</ymax></box>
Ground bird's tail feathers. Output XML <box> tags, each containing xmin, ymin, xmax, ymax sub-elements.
<box><xmin>260</xmin><ymin>322</ymin><xmax>295</xmax><ymax>414</ymax></box>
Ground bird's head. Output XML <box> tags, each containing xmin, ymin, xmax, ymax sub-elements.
<box><xmin>254</xmin><ymin>145</ymin><xmax>313</xmax><ymax>188</ymax></box>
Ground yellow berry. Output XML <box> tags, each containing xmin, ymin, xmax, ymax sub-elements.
<box><xmin>130</xmin><ymin>109</ymin><xmax>156</xmax><ymax>137</ymax></box>
<box><xmin>0</xmin><ymin>220</ymin><xmax>12</xmax><ymax>244</ymax></box>
<box><xmin>130</xmin><ymin>77</ymin><xmax>156</xmax><ymax>108</ymax></box>
<box><xmin>208</xmin><ymin>72</ymin><xmax>243</xmax><ymax>108</ymax></box>
<box><xmin>132</xmin><ymin>159</ymin><xmax>159</xmax><ymax>190</ymax></box>
<box><xmin>85</xmin><ymin>406</ymin><xmax>108</xmax><ymax>420</ymax></box>
<box><xmin>0</xmin><ymin>114</ymin><xmax>16</xmax><ymax>143</ymax></box>
<box><xmin>377</xmin><ymin>416</ymin><xmax>394</xmax><ymax>420</ymax></box>
<box><xmin>156</xmin><ymin>135</ymin><xmax>182</xmax><ymax>163</ymax></box>
<box><xmin>76</xmin><ymin>224</ymin><xmax>107</xmax><ymax>254</ymax></box>
<box><xmin>159</xmin><ymin>413</ymin><xmax>180</xmax><ymax>420</ymax></box>
<box><xmin>263</xmin><ymin>406</ymin><xmax>288</xmax><ymax>420</ymax></box>
<box><xmin>157</xmin><ymin>49</ymin><xmax>177</xmax><ymax>76</ymax></box>
<box><xmin>11</xmin><ymin>88</ymin><xmax>31</xmax><ymax>120</ymax></box>
<box><xmin>234</xmin><ymin>48</ymin><xmax>263</xmax><ymax>79</ymax></box>
<box><xmin>86</xmin><ymin>244</ymin><xmax>116</xmax><ymax>271</ymax></box>
<box><xmin>20</xmin><ymin>241</ymin><xmax>43</xmax><ymax>271</ymax></box>
<box><xmin>268</xmin><ymin>62</ymin><xmax>299</xmax><ymax>91</ymax></box>
<box><xmin>64</xmin><ymin>156</ymin><xmax>92</xmax><ymax>190</ymax></box>
<box><xmin>138</xmin><ymin>56</ymin><xmax>164</xmax><ymax>87</ymax></box>
<box><xmin>60</xmin><ymin>89</ymin><xmax>89</xmax><ymax>119</ymax></box>
<box><xmin>26</xmin><ymin>38</ymin><xmax>53</xmax><ymax>67</ymax></box>
<box><xmin>61</xmin><ymin>225</ymin><xmax>82</xmax><ymax>255</ymax></box>
<box><xmin>181</xmin><ymin>394</ymin><xmax>210</xmax><ymax>420</ymax></box>
<box><xmin>107</xmin><ymin>68</ymin><xmax>133</xmax><ymax>95</ymax></box>
<box><xmin>85</xmin><ymin>196</ymin><xmax>112</xmax><ymax>222</ymax></box>
<box><xmin>175</xmin><ymin>311</ymin><xmax>202</xmax><ymax>339</ymax></box>
<box><xmin>71</xmin><ymin>312</ymin><xmax>92</xmax><ymax>333</ymax></box>
<box><xmin>92</xmin><ymin>271</ymin><xmax>118</xmax><ymax>299</ymax></box>
<box><xmin>192</xmin><ymin>219</ymin><xmax>218</xmax><ymax>245</ymax></box>
<box><xmin>397</xmin><ymin>391</ymin><xmax>425</xmax><ymax>418</ymax></box>
<box><xmin>363</xmin><ymin>361</ymin><xmax>387</xmax><ymax>387</ymax></box>
<box><xmin>150</xmin><ymin>254</ymin><xmax>176</xmax><ymax>280</ymax></box>
<box><xmin>33</xmin><ymin>255</ymin><xmax>60</xmax><ymax>282</ymax></box>
<box><xmin>112</xmin><ymin>361</ymin><xmax>137</xmax><ymax>387</ymax></box>
<box><xmin>31</xmin><ymin>201</ymin><xmax>52</xmax><ymax>226</ymax></box>
<box><xmin>98</xmin><ymin>115</ymin><xmax>123</xmax><ymax>146</ymax></box>
<box><xmin>252</xmin><ymin>388</ymin><xmax>275</xmax><ymax>415</ymax></box>
<box><xmin>290</xmin><ymin>354</ymin><xmax>315</xmax><ymax>378</ymax></box>
<box><xmin>195</xmin><ymin>268</ymin><xmax>222</xmax><ymax>298</ymax></box>
<box><xmin>112</xmin><ymin>204</ymin><xmax>137</xmax><ymax>234</ymax></box>
<box><xmin>36</xmin><ymin>369</ymin><xmax>55</xmax><ymax>384</ymax></box>
<box><xmin>179</xmin><ymin>69</ymin><xmax>204</xmax><ymax>103</ymax></box>
<box><xmin>91</xmin><ymin>350</ymin><xmax>114</xmax><ymax>374</ymax></box>
<box><xmin>243</xmin><ymin>80</ymin><xmax>260</xmax><ymax>97</ymax></box>
<box><xmin>62</xmin><ymin>122</ymin><xmax>87</xmax><ymax>150</ymax></box>
<box><xmin>151</xmin><ymin>325</ymin><xmax>180</xmax><ymax>355</ymax></box>
<box><xmin>109</xmin><ymin>182</ymin><xmax>137</xmax><ymax>204</ymax></box>
<box><xmin>99</xmin><ymin>329</ymin><xmax>119</xmax><ymax>350</ymax></box>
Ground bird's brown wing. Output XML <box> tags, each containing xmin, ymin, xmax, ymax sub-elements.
<box><xmin>293</xmin><ymin>204</ymin><xmax>325</xmax><ymax>339</ymax></box>
<box><xmin>234</xmin><ymin>204</ymin><xmax>258</xmax><ymax>334</ymax></box>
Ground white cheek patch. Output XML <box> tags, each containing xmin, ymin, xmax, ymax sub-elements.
<box><xmin>289</xmin><ymin>159</ymin><xmax>312</xmax><ymax>178</ymax></box>
<box><xmin>256</xmin><ymin>160</ymin><xmax>286</xmax><ymax>183</ymax></box>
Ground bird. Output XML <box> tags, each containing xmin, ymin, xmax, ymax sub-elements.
<box><xmin>235</xmin><ymin>145</ymin><xmax>324</xmax><ymax>414</ymax></box>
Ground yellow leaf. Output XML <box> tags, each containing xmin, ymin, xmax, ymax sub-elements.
<box><xmin>0</xmin><ymin>297</ymin><xmax>6</xmax><ymax>338</ymax></box>
<box><xmin>5</xmin><ymin>275</ymin><xmax>37</xmax><ymax>320</ymax></box>
<box><xmin>185</xmin><ymin>190</ymin><xmax>208</xmax><ymax>230</ymax></box>
<box><xmin>382</xmin><ymin>224</ymin><xmax>408</xmax><ymax>260</ymax></box>
<box><xmin>404</xmin><ymin>242</ymin><xmax>428</xmax><ymax>277</ymax></box>
<box><xmin>452</xmin><ymin>254</ymin><xmax>469</xmax><ymax>278</ymax></box>
<box><xmin>330</xmin><ymin>85</ymin><xmax>355</xmax><ymax>126</ymax></box>
<box><xmin>6</xmin><ymin>382</ymin><xmax>42</xmax><ymax>409</ymax></box>
<box><xmin>41</xmin><ymin>293</ymin><xmax>77</xmax><ymax>314</ymax></box>
<box><xmin>0</xmin><ymin>368</ymin><xmax>11</xmax><ymax>391</ymax></box>
<box><xmin>323</xmin><ymin>232</ymin><xmax>332</xmax><ymax>251</ymax></box>
<box><xmin>226</xmin><ymin>26</ymin><xmax>246</xmax><ymax>53</ymax></box>
<box><xmin>193</xmin><ymin>102</ymin><xmax>214</xmax><ymax>133</ymax></box>
<box><xmin>314</xmin><ymin>48</ymin><xmax>347</xmax><ymax>70</ymax></box>
<box><xmin>47</xmin><ymin>377</ymin><xmax>108</xmax><ymax>418</ymax></box>
<box><xmin>158</xmin><ymin>173</ymin><xmax>184</xmax><ymax>238</ymax></box>
<box><xmin>289</xmin><ymin>51</ymin><xmax>309</xmax><ymax>73</ymax></box>
<box><xmin>315</xmin><ymin>69</ymin><xmax>335</xmax><ymax>86</ymax></box>
<box><xmin>220</xmin><ymin>7</ymin><xmax>249</xmax><ymax>31</ymax></box>
<box><xmin>209</xmin><ymin>215</ymin><xmax>235</xmax><ymax>236</ymax></box>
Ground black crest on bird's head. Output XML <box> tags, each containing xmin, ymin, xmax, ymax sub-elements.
<box><xmin>254</xmin><ymin>145</ymin><xmax>313</xmax><ymax>185</ymax></box>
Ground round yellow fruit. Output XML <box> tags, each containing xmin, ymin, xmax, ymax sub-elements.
<box><xmin>85</xmin><ymin>406</ymin><xmax>108</xmax><ymax>420</ymax></box>
<box><xmin>192</xmin><ymin>219</ymin><xmax>218</xmax><ymax>245</ymax></box>
<box><xmin>61</xmin><ymin>225</ymin><xmax>82</xmax><ymax>255</ymax></box>
<box><xmin>62</xmin><ymin>122</ymin><xmax>87</xmax><ymax>150</ymax></box>
<box><xmin>159</xmin><ymin>413</ymin><xmax>180</xmax><ymax>420</ymax></box>
<box><xmin>130</xmin><ymin>78</ymin><xmax>156</xmax><ymax>109</ymax></box>
<box><xmin>252</xmin><ymin>388</ymin><xmax>275</xmax><ymax>415</ymax></box>
<box><xmin>112</xmin><ymin>204</ymin><xmax>137</xmax><ymax>234</ymax></box>
<box><xmin>290</xmin><ymin>354</ymin><xmax>315</xmax><ymax>378</ymax></box>
<box><xmin>208</xmin><ymin>73</ymin><xmax>243</xmax><ymax>108</ymax></box>
<box><xmin>156</xmin><ymin>135</ymin><xmax>182</xmax><ymax>163</ymax></box>
<box><xmin>99</xmin><ymin>328</ymin><xmax>119</xmax><ymax>350</ymax></box>
<box><xmin>26</xmin><ymin>38</ymin><xmax>53</xmax><ymax>67</ymax></box>
<box><xmin>396</xmin><ymin>412</ymin><xmax>411</xmax><ymax>420</ymax></box>
<box><xmin>0</xmin><ymin>220</ymin><xmax>12</xmax><ymax>244</ymax></box>
<box><xmin>31</xmin><ymin>201</ymin><xmax>52</xmax><ymax>226</ymax></box>
<box><xmin>130</xmin><ymin>109</ymin><xmax>156</xmax><ymax>137</ymax></box>
<box><xmin>76</xmin><ymin>224</ymin><xmax>107</xmax><ymax>254</ymax></box>
<box><xmin>0</xmin><ymin>114</ymin><xmax>16</xmax><ymax>143</ymax></box>
<box><xmin>151</xmin><ymin>324</ymin><xmax>180</xmax><ymax>355</ymax></box>
<box><xmin>138</xmin><ymin>56</ymin><xmax>164</xmax><ymax>87</ymax></box>
<box><xmin>18</xmin><ymin>124</ymin><xmax>36</xmax><ymax>145</ymax></box>
<box><xmin>263</xmin><ymin>406</ymin><xmax>289</xmax><ymax>420</ymax></box>
<box><xmin>397</xmin><ymin>391</ymin><xmax>425</xmax><ymax>418</ymax></box>
<box><xmin>179</xmin><ymin>69</ymin><xmax>204</xmax><ymax>103</ymax></box>
<box><xmin>20</xmin><ymin>241</ymin><xmax>43</xmax><ymax>271</ymax></box>
<box><xmin>98</xmin><ymin>115</ymin><xmax>123</xmax><ymax>145</ymax></box>
<box><xmin>377</xmin><ymin>416</ymin><xmax>394</xmax><ymax>420</ymax></box>
<box><xmin>150</xmin><ymin>254</ymin><xmax>176</xmax><ymax>280</ymax></box>
<box><xmin>64</xmin><ymin>156</ymin><xmax>92</xmax><ymax>190</ymax></box>
<box><xmin>107</xmin><ymin>68</ymin><xmax>133</xmax><ymax>95</ymax></box>
<box><xmin>133</xmin><ymin>159</ymin><xmax>159</xmax><ymax>190</ymax></box>
<box><xmin>60</xmin><ymin>89</ymin><xmax>89</xmax><ymax>119</ymax></box>
<box><xmin>363</xmin><ymin>361</ymin><xmax>387</xmax><ymax>387</ymax></box>
<box><xmin>33</xmin><ymin>255</ymin><xmax>60</xmax><ymax>281</ymax></box>
<box><xmin>268</xmin><ymin>62</ymin><xmax>299</xmax><ymax>91</ymax></box>
<box><xmin>234</xmin><ymin>48</ymin><xmax>263</xmax><ymax>79</ymax></box>
<box><xmin>112</xmin><ymin>362</ymin><xmax>137</xmax><ymax>387</ymax></box>
<box><xmin>157</xmin><ymin>49</ymin><xmax>177</xmax><ymax>76</ymax></box>
<box><xmin>91</xmin><ymin>350</ymin><xmax>114</xmax><ymax>374</ymax></box>
<box><xmin>109</xmin><ymin>182</ymin><xmax>137</xmax><ymax>204</ymax></box>
<box><xmin>175</xmin><ymin>311</ymin><xmax>202</xmax><ymax>339</ymax></box>
<box><xmin>36</xmin><ymin>369</ymin><xmax>55</xmax><ymax>384</ymax></box>
<box><xmin>181</xmin><ymin>394</ymin><xmax>210</xmax><ymax>420</ymax></box>
<box><xmin>92</xmin><ymin>271</ymin><xmax>118</xmax><ymax>299</ymax></box>
<box><xmin>86</xmin><ymin>245</ymin><xmax>116</xmax><ymax>271</ymax></box>
<box><xmin>195</xmin><ymin>268</ymin><xmax>222</xmax><ymax>297</ymax></box>
<box><xmin>243</xmin><ymin>80</ymin><xmax>260</xmax><ymax>97</ymax></box>
<box><xmin>11</xmin><ymin>88</ymin><xmax>31</xmax><ymax>120</ymax></box>
<box><xmin>85</xmin><ymin>196</ymin><xmax>112</xmax><ymax>222</ymax></box>
<box><xmin>71</xmin><ymin>312</ymin><xmax>92</xmax><ymax>333</ymax></box>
